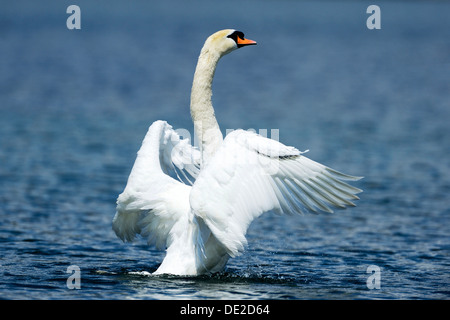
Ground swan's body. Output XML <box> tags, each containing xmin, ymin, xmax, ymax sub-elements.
<box><xmin>112</xmin><ymin>29</ymin><xmax>362</xmax><ymax>275</ymax></box>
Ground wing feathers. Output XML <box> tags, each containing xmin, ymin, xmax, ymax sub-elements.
<box><xmin>114</xmin><ymin>125</ymin><xmax>363</xmax><ymax>259</ymax></box>
<box><xmin>113</xmin><ymin>121</ymin><xmax>197</xmax><ymax>248</ymax></box>
<box><xmin>191</xmin><ymin>130</ymin><xmax>362</xmax><ymax>257</ymax></box>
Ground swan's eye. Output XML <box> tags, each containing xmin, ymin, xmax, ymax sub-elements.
<box><xmin>227</xmin><ymin>31</ymin><xmax>245</xmax><ymax>45</ymax></box>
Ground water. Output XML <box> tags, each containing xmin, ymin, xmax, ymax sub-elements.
<box><xmin>1</xmin><ymin>0</ymin><xmax>449</xmax><ymax>300</ymax></box>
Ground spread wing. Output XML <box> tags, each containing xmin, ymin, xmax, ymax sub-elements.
<box><xmin>112</xmin><ymin>120</ymin><xmax>199</xmax><ymax>248</ymax></box>
<box><xmin>190</xmin><ymin>130</ymin><xmax>362</xmax><ymax>257</ymax></box>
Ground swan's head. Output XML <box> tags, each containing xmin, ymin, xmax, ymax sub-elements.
<box><xmin>204</xmin><ymin>29</ymin><xmax>257</xmax><ymax>57</ymax></box>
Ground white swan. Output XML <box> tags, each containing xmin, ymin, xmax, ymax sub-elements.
<box><xmin>112</xmin><ymin>29</ymin><xmax>362</xmax><ymax>276</ymax></box>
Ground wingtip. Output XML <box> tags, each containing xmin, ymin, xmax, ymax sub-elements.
<box><xmin>326</xmin><ymin>168</ymin><xmax>364</xmax><ymax>182</ymax></box>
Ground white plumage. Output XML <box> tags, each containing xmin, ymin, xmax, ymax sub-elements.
<box><xmin>112</xmin><ymin>29</ymin><xmax>362</xmax><ymax>275</ymax></box>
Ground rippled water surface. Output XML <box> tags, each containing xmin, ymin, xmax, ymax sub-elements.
<box><xmin>1</xmin><ymin>0</ymin><xmax>449</xmax><ymax>300</ymax></box>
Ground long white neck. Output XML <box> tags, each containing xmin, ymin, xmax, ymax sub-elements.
<box><xmin>190</xmin><ymin>46</ymin><xmax>224</xmax><ymax>167</ymax></box>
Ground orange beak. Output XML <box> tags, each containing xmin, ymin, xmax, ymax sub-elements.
<box><xmin>237</xmin><ymin>36</ymin><xmax>257</xmax><ymax>47</ymax></box>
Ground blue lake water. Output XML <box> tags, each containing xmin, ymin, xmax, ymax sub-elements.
<box><xmin>0</xmin><ymin>0</ymin><xmax>449</xmax><ymax>300</ymax></box>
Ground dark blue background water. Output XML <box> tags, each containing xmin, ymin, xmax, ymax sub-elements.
<box><xmin>1</xmin><ymin>0</ymin><xmax>449</xmax><ymax>299</ymax></box>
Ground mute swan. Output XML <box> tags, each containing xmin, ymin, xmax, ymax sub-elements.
<box><xmin>112</xmin><ymin>29</ymin><xmax>362</xmax><ymax>276</ymax></box>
